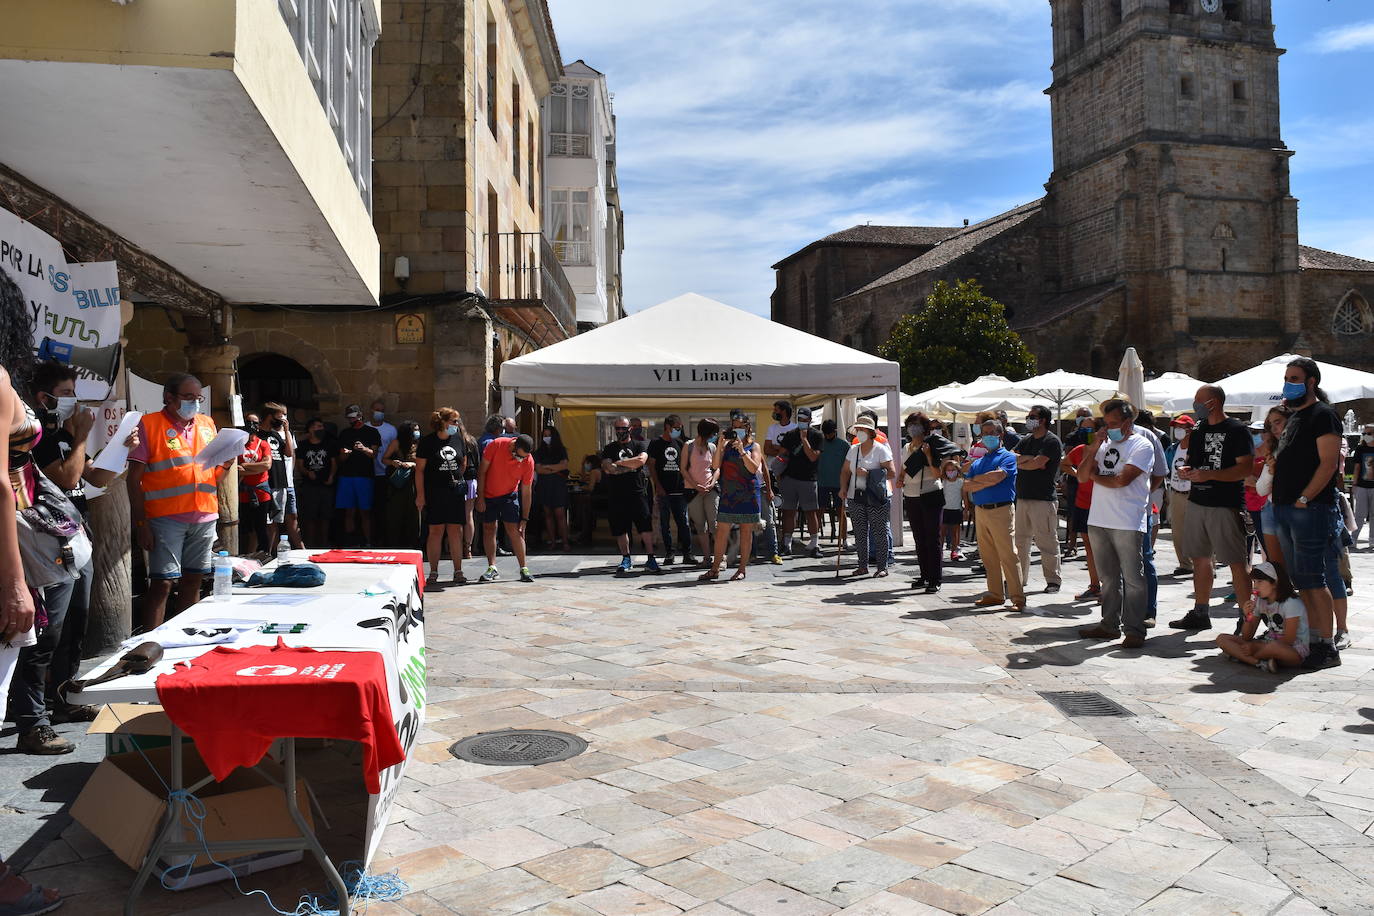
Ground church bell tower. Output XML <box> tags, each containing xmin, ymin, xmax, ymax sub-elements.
<box><xmin>1042</xmin><ymin>0</ymin><xmax>1299</xmax><ymax>377</ymax></box>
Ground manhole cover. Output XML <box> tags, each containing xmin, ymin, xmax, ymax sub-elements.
<box><xmin>449</xmin><ymin>729</ymin><xmax>588</xmax><ymax>766</ymax></box>
<box><xmin>1038</xmin><ymin>690</ymin><xmax>1135</xmax><ymax>718</ymax></box>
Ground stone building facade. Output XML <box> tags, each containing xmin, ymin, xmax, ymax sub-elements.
<box><xmin>772</xmin><ymin>0</ymin><xmax>1374</xmax><ymax>380</ymax></box>
<box><xmin>127</xmin><ymin>0</ymin><xmax>571</xmax><ymax>430</ymax></box>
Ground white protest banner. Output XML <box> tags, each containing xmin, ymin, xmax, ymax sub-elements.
<box><xmin>0</xmin><ymin>205</ymin><xmax>121</xmax><ymax>400</ymax></box>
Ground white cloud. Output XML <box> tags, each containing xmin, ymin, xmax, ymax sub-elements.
<box><xmin>547</xmin><ymin>0</ymin><xmax>1053</xmax><ymax>315</ymax></box>
<box><xmin>1311</xmin><ymin>20</ymin><xmax>1374</xmax><ymax>53</ymax></box>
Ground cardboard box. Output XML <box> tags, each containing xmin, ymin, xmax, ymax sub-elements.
<box><xmin>88</xmin><ymin>704</ymin><xmax>189</xmax><ymax>756</ymax></box>
<box><xmin>71</xmin><ymin>741</ymin><xmax>313</xmax><ymax>889</ymax></box>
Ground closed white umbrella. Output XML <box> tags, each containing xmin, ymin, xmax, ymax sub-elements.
<box><xmin>1118</xmin><ymin>348</ymin><xmax>1146</xmax><ymax>413</ymax></box>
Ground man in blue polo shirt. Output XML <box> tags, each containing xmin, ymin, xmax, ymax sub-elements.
<box><xmin>965</xmin><ymin>418</ymin><xmax>1025</xmax><ymax>610</ymax></box>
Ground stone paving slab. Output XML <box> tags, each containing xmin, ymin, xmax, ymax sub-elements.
<box><xmin>0</xmin><ymin>536</ymin><xmax>1369</xmax><ymax>914</ymax></box>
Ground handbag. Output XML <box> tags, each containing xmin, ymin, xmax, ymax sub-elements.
<box><xmin>388</xmin><ymin>465</ymin><xmax>415</xmax><ymax>489</ymax></box>
<box><xmin>15</xmin><ymin>464</ymin><xmax>92</xmax><ymax>588</ymax></box>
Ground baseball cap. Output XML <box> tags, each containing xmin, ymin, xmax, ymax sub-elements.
<box><xmin>1251</xmin><ymin>560</ymin><xmax>1277</xmax><ymax>582</ymax></box>
<box><xmin>345</xmin><ymin>404</ymin><xmax>362</xmax><ymax>418</ymax></box>
<box><xmin>796</xmin><ymin>406</ymin><xmax>813</xmax><ymax>422</ymax></box>
<box><xmin>1248</xmin><ymin>419</ymin><xmax>1265</xmax><ymax>431</ymax></box>
<box><xmin>728</xmin><ymin>408</ymin><xmax>747</xmax><ymax>421</ymax></box>
<box><xmin>1169</xmin><ymin>415</ymin><xmax>1196</xmax><ymax>428</ymax></box>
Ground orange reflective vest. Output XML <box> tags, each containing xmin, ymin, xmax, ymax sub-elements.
<box><xmin>139</xmin><ymin>411</ymin><xmax>220</xmax><ymax>518</ymax></box>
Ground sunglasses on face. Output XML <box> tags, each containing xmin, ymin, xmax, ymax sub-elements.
<box><xmin>614</xmin><ymin>427</ymin><xmax>630</xmax><ymax>432</ymax></box>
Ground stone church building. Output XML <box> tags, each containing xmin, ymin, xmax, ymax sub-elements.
<box><xmin>772</xmin><ymin>0</ymin><xmax>1374</xmax><ymax>381</ymax></box>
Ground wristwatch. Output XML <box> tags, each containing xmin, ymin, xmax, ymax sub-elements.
<box><xmin>1297</xmin><ymin>495</ymin><xmax>1309</xmax><ymax>506</ymax></box>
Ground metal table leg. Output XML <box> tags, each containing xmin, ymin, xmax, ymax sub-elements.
<box><xmin>123</xmin><ymin>731</ymin><xmax>352</xmax><ymax>916</ymax></box>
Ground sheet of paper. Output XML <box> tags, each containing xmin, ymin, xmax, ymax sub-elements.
<box><xmin>195</xmin><ymin>428</ymin><xmax>250</xmax><ymax>469</ymax></box>
<box><xmin>91</xmin><ymin>411</ymin><xmax>143</xmax><ymax>473</ymax></box>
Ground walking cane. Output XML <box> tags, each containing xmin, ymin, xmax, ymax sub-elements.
<box><xmin>835</xmin><ymin>502</ymin><xmax>847</xmax><ymax>578</ymax></box>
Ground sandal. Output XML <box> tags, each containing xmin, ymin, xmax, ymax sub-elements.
<box><xmin>698</xmin><ymin>568</ymin><xmax>720</xmax><ymax>581</ymax></box>
<box><xmin>873</xmin><ymin>569</ymin><xmax>889</xmax><ymax>578</ymax></box>
<box><xmin>850</xmin><ymin>567</ymin><xmax>870</xmax><ymax>576</ymax></box>
<box><xmin>0</xmin><ymin>867</ymin><xmax>62</xmax><ymax>916</ymax></box>
<box><xmin>730</xmin><ymin>567</ymin><xmax>747</xmax><ymax>581</ymax></box>
<box><xmin>452</xmin><ymin>573</ymin><xmax>468</xmax><ymax>586</ymax></box>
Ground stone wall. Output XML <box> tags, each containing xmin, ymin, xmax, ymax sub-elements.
<box><xmin>1299</xmin><ymin>270</ymin><xmax>1374</xmax><ymax>372</ymax></box>
<box><xmin>772</xmin><ymin>244</ymin><xmax>938</xmax><ymax>339</ymax></box>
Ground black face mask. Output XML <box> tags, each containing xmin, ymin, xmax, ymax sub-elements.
<box><xmin>616</xmin><ymin>429</ymin><xmax>630</xmax><ymax>440</ymax></box>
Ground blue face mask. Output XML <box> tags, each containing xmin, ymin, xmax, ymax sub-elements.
<box><xmin>669</xmin><ymin>428</ymin><xmax>681</xmax><ymax>440</ymax></box>
<box><xmin>1107</xmin><ymin>427</ymin><xmax>1125</xmax><ymax>442</ymax></box>
<box><xmin>733</xmin><ymin>428</ymin><xmax>747</xmax><ymax>440</ymax></box>
<box><xmin>980</xmin><ymin>435</ymin><xmax>1001</xmax><ymax>451</ymax></box>
<box><xmin>177</xmin><ymin>399</ymin><xmax>200</xmax><ymax>420</ymax></box>
<box><xmin>1282</xmin><ymin>380</ymin><xmax>1308</xmax><ymax>401</ymax></box>
<box><xmin>445</xmin><ymin>425</ymin><xmax>458</xmax><ymax>437</ymax></box>
<box><xmin>413</xmin><ymin>430</ymin><xmax>421</xmax><ymax>440</ymax></box>
<box><xmin>1192</xmin><ymin>401</ymin><xmax>1209</xmax><ymax>421</ymax></box>
<box><xmin>1251</xmin><ymin>433</ymin><xmax>1263</xmax><ymax>447</ymax></box>
<box><xmin>707</xmin><ymin>435</ymin><xmax>719</xmax><ymax>445</ymax></box>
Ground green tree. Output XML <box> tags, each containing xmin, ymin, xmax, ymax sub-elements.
<box><xmin>878</xmin><ymin>279</ymin><xmax>1037</xmax><ymax>394</ymax></box>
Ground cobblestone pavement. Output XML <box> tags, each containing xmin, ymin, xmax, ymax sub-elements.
<box><xmin>2</xmin><ymin>533</ymin><xmax>1371</xmax><ymax>915</ymax></box>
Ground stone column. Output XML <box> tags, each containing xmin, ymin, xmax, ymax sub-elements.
<box><xmin>186</xmin><ymin>342</ymin><xmax>241</xmax><ymax>553</ymax></box>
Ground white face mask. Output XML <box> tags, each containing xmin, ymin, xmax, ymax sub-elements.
<box><xmin>1173</xmin><ymin>428</ymin><xmax>1186</xmax><ymax>441</ymax></box>
<box><xmin>1024</xmin><ymin>418</ymin><xmax>1040</xmax><ymax>431</ymax></box>
<box><xmin>1364</xmin><ymin>434</ymin><xmax>1374</xmax><ymax>445</ymax></box>
<box><xmin>48</xmin><ymin>395</ymin><xmax>78</xmax><ymax>422</ymax></box>
<box><xmin>177</xmin><ymin>399</ymin><xmax>200</xmax><ymax>420</ymax></box>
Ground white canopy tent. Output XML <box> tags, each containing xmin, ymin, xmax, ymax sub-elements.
<box><xmin>975</xmin><ymin>369</ymin><xmax>1118</xmax><ymax>422</ymax></box>
<box><xmin>1161</xmin><ymin>354</ymin><xmax>1374</xmax><ymax>412</ymax></box>
<box><xmin>500</xmin><ymin>293</ymin><xmax>908</xmax><ymax>543</ymax></box>
<box><xmin>1141</xmin><ymin>372</ymin><xmax>1204</xmax><ymax>412</ymax></box>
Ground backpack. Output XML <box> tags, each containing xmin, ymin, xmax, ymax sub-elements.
<box><xmin>15</xmin><ymin>465</ymin><xmax>92</xmax><ymax>588</ymax></box>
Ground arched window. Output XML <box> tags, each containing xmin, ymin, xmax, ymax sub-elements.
<box><xmin>1332</xmin><ymin>290</ymin><xmax>1373</xmax><ymax>336</ymax></box>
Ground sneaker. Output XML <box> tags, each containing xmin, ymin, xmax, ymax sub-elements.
<box><xmin>1224</xmin><ymin>591</ymin><xmax>1236</xmax><ymax>601</ymax></box>
<box><xmin>50</xmin><ymin>703</ymin><xmax>99</xmax><ymax>725</ymax></box>
<box><xmin>617</xmin><ymin>556</ymin><xmax>632</xmax><ymax>575</ymax></box>
<box><xmin>924</xmin><ymin>583</ymin><xmax>941</xmax><ymax>594</ymax></box>
<box><xmin>809</xmin><ymin>545</ymin><xmax>824</xmax><ymax>559</ymax></box>
<box><xmin>1075</xmin><ymin>586</ymin><xmax>1101</xmax><ymax>602</ymax></box>
<box><xmin>682</xmin><ymin>554</ymin><xmax>698</xmax><ymax>566</ymax></box>
<box><xmin>949</xmin><ymin>550</ymin><xmax>961</xmax><ymax>561</ymax></box>
<box><xmin>478</xmin><ymin>566</ymin><xmax>500</xmax><ymax>583</ymax></box>
<box><xmin>770</xmin><ymin>555</ymin><xmax>784</xmax><ymax>565</ymax></box>
<box><xmin>912</xmin><ymin>577</ymin><xmax>927</xmax><ymax>589</ymax></box>
<box><xmin>1045</xmin><ymin>583</ymin><xmax>1061</xmax><ymax>594</ymax></box>
<box><xmin>1334</xmin><ymin>630</ymin><xmax>1352</xmax><ymax>651</ymax></box>
<box><xmin>519</xmin><ymin>567</ymin><xmax>535</xmax><ymax>583</ymax></box>
<box><xmin>17</xmin><ymin>725</ymin><xmax>74</xmax><ymax>755</ymax></box>
<box><xmin>497</xmin><ymin>546</ymin><xmax>513</xmax><ymax>557</ymax></box>
<box><xmin>1168</xmin><ymin>610</ymin><xmax>1212</xmax><ymax>630</ymax></box>
<box><xmin>1302</xmin><ymin>642</ymin><xmax>1342</xmax><ymax>670</ymax></box>
<box><xmin>645</xmin><ymin>557</ymin><xmax>662</xmax><ymax>574</ymax></box>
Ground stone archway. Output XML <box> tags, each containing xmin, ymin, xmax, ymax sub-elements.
<box><xmin>231</xmin><ymin>328</ymin><xmax>342</xmax><ymax>417</ymax></box>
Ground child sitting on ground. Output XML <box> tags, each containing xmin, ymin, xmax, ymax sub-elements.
<box><xmin>1215</xmin><ymin>561</ymin><xmax>1309</xmax><ymax>673</ymax></box>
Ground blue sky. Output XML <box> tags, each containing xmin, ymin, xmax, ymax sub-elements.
<box><xmin>546</xmin><ymin>0</ymin><xmax>1374</xmax><ymax>317</ymax></box>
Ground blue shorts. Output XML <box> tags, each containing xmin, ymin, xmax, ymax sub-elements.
<box><xmin>481</xmin><ymin>493</ymin><xmax>522</xmax><ymax>525</ymax></box>
<box><xmin>335</xmin><ymin>476</ymin><xmax>374</xmax><ymax>511</ymax></box>
<box><xmin>147</xmin><ymin>517</ymin><xmax>217</xmax><ymax>580</ymax></box>
<box><xmin>1270</xmin><ymin>501</ymin><xmax>1338</xmax><ymax>592</ymax></box>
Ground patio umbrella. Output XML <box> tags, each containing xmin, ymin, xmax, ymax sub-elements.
<box><xmin>1141</xmin><ymin>372</ymin><xmax>1204</xmax><ymax>413</ymax></box>
<box><xmin>1162</xmin><ymin>354</ymin><xmax>1374</xmax><ymax>411</ymax></box>
<box><xmin>1118</xmin><ymin>348</ymin><xmax>1145</xmax><ymax>413</ymax></box>
<box><xmin>978</xmin><ymin>369</ymin><xmax>1120</xmax><ymax>424</ymax></box>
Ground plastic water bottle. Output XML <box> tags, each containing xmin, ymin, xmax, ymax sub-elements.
<box><xmin>212</xmin><ymin>551</ymin><xmax>233</xmax><ymax>601</ymax></box>
<box><xmin>277</xmin><ymin>535</ymin><xmax>292</xmax><ymax>565</ymax></box>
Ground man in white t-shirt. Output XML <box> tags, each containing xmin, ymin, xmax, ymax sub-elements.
<box><xmin>763</xmin><ymin>399</ymin><xmax>797</xmax><ymax>477</ymax></box>
<box><xmin>1077</xmin><ymin>398</ymin><xmax>1156</xmax><ymax>650</ymax></box>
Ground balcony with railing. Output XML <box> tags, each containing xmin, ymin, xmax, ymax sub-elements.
<box><xmin>488</xmin><ymin>232</ymin><xmax>577</xmax><ymax>346</ymax></box>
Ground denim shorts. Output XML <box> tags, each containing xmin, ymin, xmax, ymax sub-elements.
<box><xmin>147</xmin><ymin>517</ymin><xmax>217</xmax><ymax>580</ymax></box>
<box><xmin>1270</xmin><ymin>501</ymin><xmax>1338</xmax><ymax>592</ymax></box>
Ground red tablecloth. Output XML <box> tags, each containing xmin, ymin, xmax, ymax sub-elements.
<box><xmin>308</xmin><ymin>549</ymin><xmax>426</xmax><ymax>595</ymax></box>
<box><xmin>156</xmin><ymin>640</ymin><xmax>405</xmax><ymax>793</ymax></box>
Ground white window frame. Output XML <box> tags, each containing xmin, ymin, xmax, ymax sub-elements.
<box><xmin>549</xmin><ymin>189</ymin><xmax>592</xmax><ymax>265</ymax></box>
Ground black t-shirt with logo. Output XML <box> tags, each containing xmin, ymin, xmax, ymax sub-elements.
<box><xmin>1351</xmin><ymin>443</ymin><xmax>1374</xmax><ymax>488</ymax></box>
<box><xmin>1272</xmin><ymin>401</ymin><xmax>1342</xmax><ymax>506</ymax></box>
<box><xmin>260</xmin><ymin>428</ymin><xmax>289</xmax><ymax>490</ymax></box>
<box><xmin>417</xmin><ymin>433</ymin><xmax>465</xmax><ymax>491</ymax></box>
<box><xmin>336</xmin><ymin>424</ymin><xmax>383</xmax><ymax>478</ymax></box>
<box><xmin>1013</xmin><ymin>431</ymin><xmax>1063</xmax><ymax>502</ymax></box>
<box><xmin>601</xmin><ymin>440</ymin><xmax>648</xmax><ymax>498</ymax></box>
<box><xmin>298</xmin><ymin>437</ymin><xmax>335</xmax><ymax>485</ymax></box>
<box><xmin>31</xmin><ymin>427</ymin><xmax>87</xmax><ymax>516</ymax></box>
<box><xmin>646</xmin><ymin>437</ymin><xmax>686</xmax><ymax>494</ymax></box>
<box><xmin>778</xmin><ymin>427</ymin><xmax>824</xmax><ymax>481</ymax></box>
<box><xmin>1185</xmin><ymin>417</ymin><xmax>1252</xmax><ymax>508</ymax></box>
